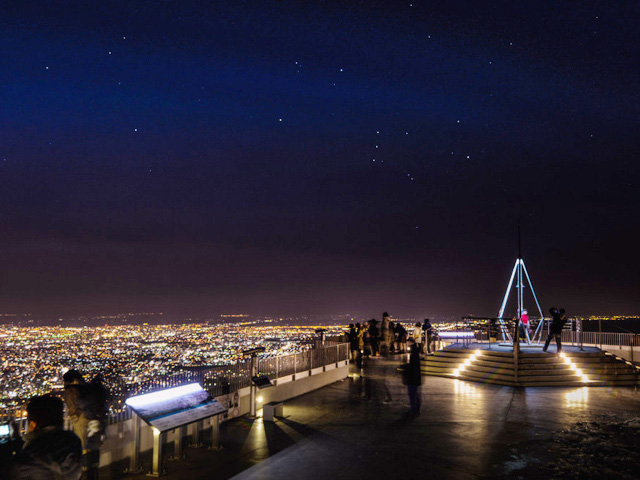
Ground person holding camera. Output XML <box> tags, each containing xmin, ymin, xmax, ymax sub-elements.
<box><xmin>542</xmin><ymin>307</ymin><xmax>567</xmax><ymax>354</ymax></box>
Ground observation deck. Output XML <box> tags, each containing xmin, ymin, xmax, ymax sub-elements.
<box><xmin>111</xmin><ymin>351</ymin><xmax>640</xmax><ymax>480</ymax></box>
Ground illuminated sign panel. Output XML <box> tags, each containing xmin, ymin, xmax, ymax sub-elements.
<box><xmin>125</xmin><ymin>383</ymin><xmax>227</xmax><ymax>431</ymax></box>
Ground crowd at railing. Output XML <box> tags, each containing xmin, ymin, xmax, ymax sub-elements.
<box><xmin>1</xmin><ymin>343</ymin><xmax>349</xmax><ymax>427</ymax></box>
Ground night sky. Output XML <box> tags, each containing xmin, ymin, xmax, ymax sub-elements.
<box><xmin>1</xmin><ymin>1</ymin><xmax>639</xmax><ymax>319</ymax></box>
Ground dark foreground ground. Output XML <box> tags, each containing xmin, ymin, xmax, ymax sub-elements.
<box><xmin>121</xmin><ymin>354</ymin><xmax>640</xmax><ymax>480</ymax></box>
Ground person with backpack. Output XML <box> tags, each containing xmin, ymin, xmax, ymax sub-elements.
<box><xmin>63</xmin><ymin>370</ymin><xmax>108</xmax><ymax>480</ymax></box>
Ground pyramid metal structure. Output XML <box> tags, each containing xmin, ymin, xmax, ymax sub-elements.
<box><xmin>496</xmin><ymin>227</ymin><xmax>545</xmax><ymax>344</ymax></box>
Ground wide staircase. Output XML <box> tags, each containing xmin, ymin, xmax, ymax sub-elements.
<box><xmin>421</xmin><ymin>347</ymin><xmax>640</xmax><ymax>387</ymax></box>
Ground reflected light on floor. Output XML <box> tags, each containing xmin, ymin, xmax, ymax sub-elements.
<box><xmin>565</xmin><ymin>387</ymin><xmax>589</xmax><ymax>407</ymax></box>
<box><xmin>454</xmin><ymin>379</ymin><xmax>480</xmax><ymax>398</ymax></box>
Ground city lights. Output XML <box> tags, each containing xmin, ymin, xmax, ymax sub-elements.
<box><xmin>0</xmin><ymin>320</ymin><xmax>347</xmax><ymax>416</ymax></box>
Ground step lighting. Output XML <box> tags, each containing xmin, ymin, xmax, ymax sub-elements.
<box><xmin>559</xmin><ymin>353</ymin><xmax>589</xmax><ymax>383</ymax></box>
<box><xmin>452</xmin><ymin>350</ymin><xmax>482</xmax><ymax>377</ymax></box>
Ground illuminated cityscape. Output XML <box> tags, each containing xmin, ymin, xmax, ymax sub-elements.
<box><xmin>1</xmin><ymin>1</ymin><xmax>639</xmax><ymax>477</ymax></box>
<box><xmin>2</xmin><ymin>313</ymin><xmax>636</xmax><ymax>415</ymax></box>
<box><xmin>0</xmin><ymin>320</ymin><xmax>348</xmax><ymax>415</ymax></box>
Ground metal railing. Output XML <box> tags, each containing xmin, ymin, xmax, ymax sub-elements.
<box><xmin>459</xmin><ymin>317</ymin><xmax>640</xmax><ymax>351</ymax></box>
<box><xmin>1</xmin><ymin>343</ymin><xmax>349</xmax><ymax>427</ymax></box>
<box><xmin>539</xmin><ymin>330</ymin><xmax>640</xmax><ymax>348</ymax></box>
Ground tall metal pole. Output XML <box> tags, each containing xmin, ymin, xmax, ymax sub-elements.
<box><xmin>515</xmin><ymin>223</ymin><xmax>523</xmax><ymax>350</ymax></box>
<box><xmin>250</xmin><ymin>353</ymin><xmax>257</xmax><ymax>417</ymax></box>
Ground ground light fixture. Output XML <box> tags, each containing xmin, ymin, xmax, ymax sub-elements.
<box><xmin>452</xmin><ymin>350</ymin><xmax>482</xmax><ymax>377</ymax></box>
<box><xmin>559</xmin><ymin>352</ymin><xmax>590</xmax><ymax>383</ymax></box>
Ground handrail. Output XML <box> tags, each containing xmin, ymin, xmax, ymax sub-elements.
<box><xmin>0</xmin><ymin>343</ymin><xmax>350</xmax><ymax>426</ymax></box>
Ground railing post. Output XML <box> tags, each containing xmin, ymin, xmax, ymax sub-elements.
<box><xmin>210</xmin><ymin>414</ymin><xmax>221</xmax><ymax>450</ymax></box>
<box><xmin>322</xmin><ymin>346</ymin><xmax>326</xmax><ymax>371</ymax></box>
<box><xmin>129</xmin><ymin>413</ymin><xmax>141</xmax><ymax>472</ymax></box>
<box><xmin>174</xmin><ymin>425</ymin><xmax>186</xmax><ymax>459</ymax></box>
<box><xmin>577</xmin><ymin>319</ymin><xmax>583</xmax><ymax>351</ymax></box>
<box><xmin>599</xmin><ymin>319</ymin><xmax>602</xmax><ymax>349</ymax></box>
<box><xmin>150</xmin><ymin>427</ymin><xmax>165</xmax><ymax>476</ymax></box>
<box><xmin>513</xmin><ymin>321</ymin><xmax>519</xmax><ymax>384</ymax></box>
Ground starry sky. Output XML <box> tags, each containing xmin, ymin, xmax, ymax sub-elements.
<box><xmin>1</xmin><ymin>1</ymin><xmax>639</xmax><ymax>319</ymax></box>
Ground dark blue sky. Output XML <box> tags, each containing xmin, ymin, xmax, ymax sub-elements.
<box><xmin>1</xmin><ymin>1</ymin><xmax>639</xmax><ymax>318</ymax></box>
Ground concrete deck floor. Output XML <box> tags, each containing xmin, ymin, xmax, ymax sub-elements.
<box><xmin>121</xmin><ymin>354</ymin><xmax>640</xmax><ymax>480</ymax></box>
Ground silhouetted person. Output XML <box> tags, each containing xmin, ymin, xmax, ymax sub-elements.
<box><xmin>413</xmin><ymin>322</ymin><xmax>424</xmax><ymax>354</ymax></box>
<box><xmin>542</xmin><ymin>307</ymin><xmax>567</xmax><ymax>354</ymax></box>
<box><xmin>397</xmin><ymin>323</ymin><xmax>408</xmax><ymax>353</ymax></box>
<box><xmin>348</xmin><ymin>324</ymin><xmax>359</xmax><ymax>362</ymax></box>
<box><xmin>422</xmin><ymin>318</ymin><xmax>434</xmax><ymax>354</ymax></box>
<box><xmin>63</xmin><ymin>370</ymin><xmax>108</xmax><ymax>480</ymax></box>
<box><xmin>10</xmin><ymin>395</ymin><xmax>82</xmax><ymax>480</ymax></box>
<box><xmin>403</xmin><ymin>340</ymin><xmax>422</xmax><ymax>415</ymax></box>
<box><xmin>355</xmin><ymin>323</ymin><xmax>365</xmax><ymax>368</ymax></box>
<box><xmin>519</xmin><ymin>309</ymin><xmax>530</xmax><ymax>342</ymax></box>
<box><xmin>368</xmin><ymin>319</ymin><xmax>380</xmax><ymax>357</ymax></box>
<box><xmin>380</xmin><ymin>315</ymin><xmax>390</xmax><ymax>355</ymax></box>
<box><xmin>389</xmin><ymin>322</ymin><xmax>397</xmax><ymax>353</ymax></box>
